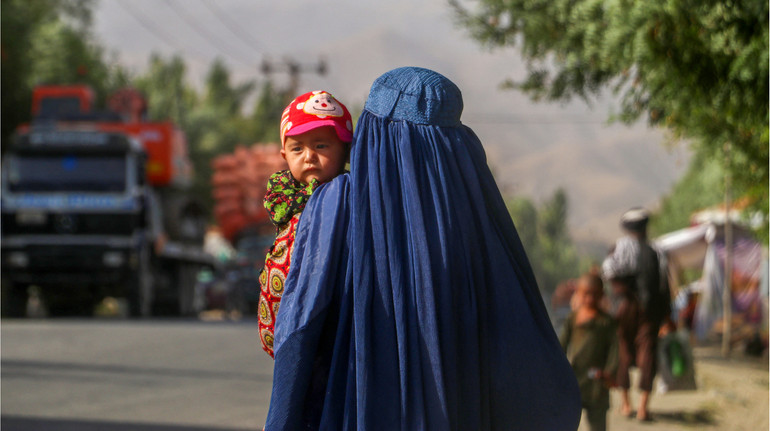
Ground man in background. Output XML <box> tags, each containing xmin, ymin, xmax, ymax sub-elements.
<box><xmin>603</xmin><ymin>208</ymin><xmax>671</xmax><ymax>422</ymax></box>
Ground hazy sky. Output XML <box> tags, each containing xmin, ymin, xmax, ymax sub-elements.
<box><xmin>92</xmin><ymin>0</ymin><xmax>604</xmax><ymax>116</ymax></box>
<box><xmin>92</xmin><ymin>0</ymin><xmax>689</xmax><ymax>243</ymax></box>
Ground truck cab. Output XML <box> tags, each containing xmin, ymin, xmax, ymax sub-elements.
<box><xmin>1</xmin><ymin>128</ymin><xmax>156</xmax><ymax>316</ymax></box>
<box><xmin>1</xmin><ymin>85</ymin><xmax>209</xmax><ymax>317</ymax></box>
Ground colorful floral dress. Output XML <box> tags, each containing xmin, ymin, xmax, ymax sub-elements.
<box><xmin>258</xmin><ymin>170</ymin><xmax>318</xmax><ymax>358</ymax></box>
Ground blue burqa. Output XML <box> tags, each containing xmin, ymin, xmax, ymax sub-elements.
<box><xmin>265</xmin><ymin>67</ymin><xmax>581</xmax><ymax>430</ymax></box>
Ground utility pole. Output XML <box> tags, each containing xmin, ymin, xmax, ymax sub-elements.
<box><xmin>722</xmin><ymin>142</ymin><xmax>733</xmax><ymax>357</ymax></box>
<box><xmin>260</xmin><ymin>57</ymin><xmax>327</xmax><ymax>96</ymax></box>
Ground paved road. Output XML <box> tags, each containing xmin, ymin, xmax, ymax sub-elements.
<box><xmin>5</xmin><ymin>319</ymin><xmax>765</xmax><ymax>431</ymax></box>
<box><xmin>1</xmin><ymin>318</ymin><xmax>274</xmax><ymax>431</ymax></box>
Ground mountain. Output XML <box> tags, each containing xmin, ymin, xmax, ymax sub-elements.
<box><xmin>313</xmin><ymin>28</ymin><xmax>689</xmax><ymax>247</ymax></box>
<box><xmin>492</xmin><ymin>123</ymin><xmax>689</xmax><ymax>246</ymax></box>
<box><xmin>93</xmin><ymin>2</ymin><xmax>690</xmax><ymax>250</ymax></box>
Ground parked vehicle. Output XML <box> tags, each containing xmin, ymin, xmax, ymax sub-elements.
<box><xmin>1</xmin><ymin>85</ymin><xmax>214</xmax><ymax>317</ymax></box>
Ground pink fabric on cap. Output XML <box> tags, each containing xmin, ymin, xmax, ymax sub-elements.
<box><xmin>284</xmin><ymin>119</ymin><xmax>353</xmax><ymax>143</ymax></box>
<box><xmin>280</xmin><ymin>91</ymin><xmax>353</xmax><ymax>145</ymax></box>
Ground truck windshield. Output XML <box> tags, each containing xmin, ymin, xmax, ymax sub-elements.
<box><xmin>38</xmin><ymin>97</ymin><xmax>83</xmax><ymax>119</ymax></box>
<box><xmin>7</xmin><ymin>154</ymin><xmax>127</xmax><ymax>192</ymax></box>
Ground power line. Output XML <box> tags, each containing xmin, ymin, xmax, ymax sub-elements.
<box><xmin>116</xmin><ymin>1</ymin><xmax>207</xmax><ymax>57</ymax></box>
<box><xmin>463</xmin><ymin>114</ymin><xmax>608</xmax><ymax>125</ymax></box>
<box><xmin>162</xmin><ymin>0</ymin><xmax>256</xmax><ymax>68</ymax></box>
<box><xmin>259</xmin><ymin>58</ymin><xmax>327</xmax><ymax>95</ymax></box>
<box><xmin>199</xmin><ymin>0</ymin><xmax>266</xmax><ymax>56</ymax></box>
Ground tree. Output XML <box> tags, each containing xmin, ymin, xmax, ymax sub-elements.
<box><xmin>507</xmin><ymin>189</ymin><xmax>587</xmax><ymax>298</ymax></box>
<box><xmin>649</xmin><ymin>152</ymin><xmax>726</xmax><ymax>237</ymax></box>
<box><xmin>243</xmin><ymin>80</ymin><xmax>295</xmax><ymax>146</ymax></box>
<box><xmin>134</xmin><ymin>54</ymin><xmax>195</xmax><ymax>125</ymax></box>
<box><xmin>540</xmin><ymin>188</ymin><xmax>568</xmax><ymax>241</ymax></box>
<box><xmin>27</xmin><ymin>17</ymin><xmax>119</xmax><ymax>96</ymax></box>
<box><xmin>133</xmin><ymin>54</ymin><xmax>288</xmax><ymax>212</ymax></box>
<box><xmin>203</xmin><ymin>58</ymin><xmax>255</xmax><ymax>119</ymax></box>
<box><xmin>1</xmin><ymin>2</ymin><xmax>288</xmax><ymax>224</ymax></box>
<box><xmin>507</xmin><ymin>197</ymin><xmax>538</xmax><ymax>249</ymax></box>
<box><xmin>452</xmin><ymin>0</ymin><xmax>769</xmax><ymax>240</ymax></box>
<box><xmin>1</xmin><ymin>0</ymin><xmax>126</xmax><ymax>151</ymax></box>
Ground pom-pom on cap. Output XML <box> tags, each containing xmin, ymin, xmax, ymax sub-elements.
<box><xmin>364</xmin><ymin>67</ymin><xmax>463</xmax><ymax>127</ymax></box>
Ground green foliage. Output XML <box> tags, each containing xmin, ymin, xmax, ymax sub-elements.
<box><xmin>28</xmin><ymin>19</ymin><xmax>110</xmax><ymax>94</ymax></box>
<box><xmin>507</xmin><ymin>188</ymin><xmax>588</xmax><ymax>296</ymax></box>
<box><xmin>649</xmin><ymin>152</ymin><xmax>725</xmax><ymax>237</ymax></box>
<box><xmin>132</xmin><ymin>53</ymin><xmax>289</xmax><ymax>213</ymax></box>
<box><xmin>243</xmin><ymin>81</ymin><xmax>295</xmax><ymax>147</ymax></box>
<box><xmin>203</xmin><ymin>59</ymin><xmax>255</xmax><ymax>119</ymax></box>
<box><xmin>453</xmin><ymin>0</ymin><xmax>769</xmax><ymax>241</ymax></box>
<box><xmin>134</xmin><ymin>54</ymin><xmax>194</xmax><ymax>125</ymax></box>
<box><xmin>2</xmin><ymin>0</ymin><xmax>293</xmax><ymax>220</ymax></box>
<box><xmin>1</xmin><ymin>0</ymin><xmax>126</xmax><ymax>150</ymax></box>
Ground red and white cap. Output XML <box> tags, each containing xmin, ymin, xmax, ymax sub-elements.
<box><xmin>280</xmin><ymin>90</ymin><xmax>353</xmax><ymax>145</ymax></box>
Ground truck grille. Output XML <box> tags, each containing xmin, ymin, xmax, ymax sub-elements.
<box><xmin>2</xmin><ymin>213</ymin><xmax>141</xmax><ymax>236</ymax></box>
<box><xmin>31</xmin><ymin>245</ymin><xmax>106</xmax><ymax>268</ymax></box>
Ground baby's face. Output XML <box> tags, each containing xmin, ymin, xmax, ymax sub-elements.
<box><xmin>282</xmin><ymin>126</ymin><xmax>347</xmax><ymax>185</ymax></box>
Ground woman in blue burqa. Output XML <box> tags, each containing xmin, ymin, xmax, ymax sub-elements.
<box><xmin>264</xmin><ymin>67</ymin><xmax>581</xmax><ymax>430</ymax></box>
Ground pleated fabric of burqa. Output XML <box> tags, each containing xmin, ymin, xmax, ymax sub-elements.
<box><xmin>264</xmin><ymin>67</ymin><xmax>581</xmax><ymax>431</ymax></box>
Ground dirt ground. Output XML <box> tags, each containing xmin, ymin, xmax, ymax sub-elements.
<box><xmin>581</xmin><ymin>344</ymin><xmax>769</xmax><ymax>431</ymax></box>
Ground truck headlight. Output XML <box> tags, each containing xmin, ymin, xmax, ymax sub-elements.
<box><xmin>103</xmin><ymin>251</ymin><xmax>125</xmax><ymax>267</ymax></box>
<box><xmin>16</xmin><ymin>211</ymin><xmax>46</xmax><ymax>225</ymax></box>
<box><xmin>8</xmin><ymin>252</ymin><xmax>29</xmax><ymax>267</ymax></box>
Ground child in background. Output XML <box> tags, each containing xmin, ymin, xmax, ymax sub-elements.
<box><xmin>257</xmin><ymin>91</ymin><xmax>353</xmax><ymax>357</ymax></box>
<box><xmin>560</xmin><ymin>273</ymin><xmax>619</xmax><ymax>431</ymax></box>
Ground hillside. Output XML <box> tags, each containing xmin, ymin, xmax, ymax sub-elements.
<box><xmin>93</xmin><ymin>5</ymin><xmax>691</xmax><ymax>250</ymax></box>
<box><xmin>315</xmin><ymin>28</ymin><xmax>690</xmax><ymax>248</ymax></box>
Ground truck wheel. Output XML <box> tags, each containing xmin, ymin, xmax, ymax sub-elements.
<box><xmin>163</xmin><ymin>196</ymin><xmax>207</xmax><ymax>243</ymax></box>
<box><xmin>176</xmin><ymin>263</ymin><xmax>199</xmax><ymax>316</ymax></box>
<box><xmin>128</xmin><ymin>247</ymin><xmax>153</xmax><ymax>318</ymax></box>
<box><xmin>1</xmin><ymin>279</ymin><xmax>27</xmax><ymax>318</ymax></box>
<box><xmin>44</xmin><ymin>288</ymin><xmax>96</xmax><ymax>317</ymax></box>
<box><xmin>153</xmin><ymin>262</ymin><xmax>198</xmax><ymax>317</ymax></box>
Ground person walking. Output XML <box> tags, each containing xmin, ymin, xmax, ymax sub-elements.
<box><xmin>603</xmin><ymin>208</ymin><xmax>671</xmax><ymax>422</ymax></box>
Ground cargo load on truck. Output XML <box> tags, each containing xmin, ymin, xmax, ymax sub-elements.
<box><xmin>203</xmin><ymin>144</ymin><xmax>286</xmax><ymax>317</ymax></box>
<box><xmin>211</xmin><ymin>144</ymin><xmax>286</xmax><ymax>243</ymax></box>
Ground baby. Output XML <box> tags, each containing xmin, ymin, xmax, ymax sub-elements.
<box><xmin>257</xmin><ymin>91</ymin><xmax>353</xmax><ymax>357</ymax></box>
